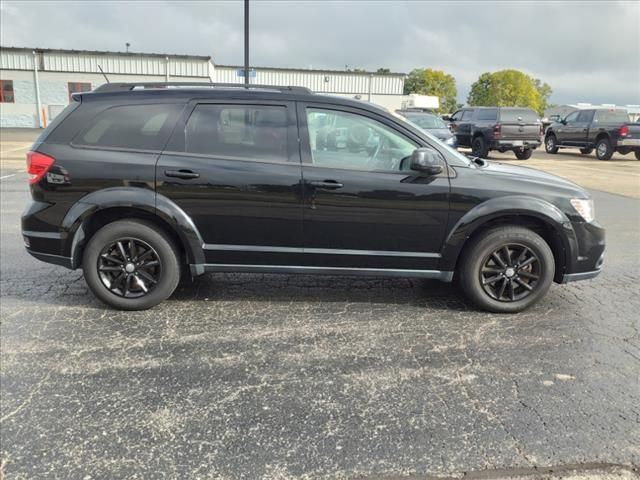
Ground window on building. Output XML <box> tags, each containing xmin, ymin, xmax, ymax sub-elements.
<box><xmin>0</xmin><ymin>80</ymin><xmax>14</xmax><ymax>103</ymax></box>
<box><xmin>76</xmin><ymin>104</ymin><xmax>181</xmax><ymax>151</ymax></box>
<box><xmin>68</xmin><ymin>82</ymin><xmax>92</xmax><ymax>101</ymax></box>
<box><xmin>184</xmin><ymin>104</ymin><xmax>289</xmax><ymax>161</ymax></box>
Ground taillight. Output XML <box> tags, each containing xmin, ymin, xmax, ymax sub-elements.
<box><xmin>493</xmin><ymin>123</ymin><xmax>502</xmax><ymax>138</ymax></box>
<box><xmin>26</xmin><ymin>151</ymin><xmax>55</xmax><ymax>185</ymax></box>
<box><xmin>619</xmin><ymin>125</ymin><xmax>629</xmax><ymax>137</ymax></box>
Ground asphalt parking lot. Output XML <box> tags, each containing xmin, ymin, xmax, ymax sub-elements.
<box><xmin>1</xmin><ymin>130</ymin><xmax>639</xmax><ymax>478</ymax></box>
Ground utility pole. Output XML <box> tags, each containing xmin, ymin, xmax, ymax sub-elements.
<box><xmin>244</xmin><ymin>0</ymin><xmax>249</xmax><ymax>86</ymax></box>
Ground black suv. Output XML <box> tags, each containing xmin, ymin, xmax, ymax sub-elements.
<box><xmin>22</xmin><ymin>82</ymin><xmax>605</xmax><ymax>313</ymax></box>
<box><xmin>447</xmin><ymin>107</ymin><xmax>542</xmax><ymax>159</ymax></box>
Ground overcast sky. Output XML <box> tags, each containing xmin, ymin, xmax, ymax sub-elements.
<box><xmin>1</xmin><ymin>0</ymin><xmax>639</xmax><ymax>106</ymax></box>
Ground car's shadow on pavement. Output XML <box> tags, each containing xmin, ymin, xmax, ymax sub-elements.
<box><xmin>170</xmin><ymin>274</ymin><xmax>473</xmax><ymax>312</ymax></box>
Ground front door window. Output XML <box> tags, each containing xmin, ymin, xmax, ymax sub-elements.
<box><xmin>306</xmin><ymin>108</ymin><xmax>416</xmax><ymax>172</ymax></box>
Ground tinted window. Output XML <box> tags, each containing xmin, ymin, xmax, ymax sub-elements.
<box><xmin>307</xmin><ymin>108</ymin><xmax>417</xmax><ymax>171</ymax></box>
<box><xmin>476</xmin><ymin>109</ymin><xmax>498</xmax><ymax>121</ymax></box>
<box><xmin>594</xmin><ymin>109</ymin><xmax>629</xmax><ymax>123</ymax></box>
<box><xmin>404</xmin><ymin>113</ymin><xmax>447</xmax><ymax>129</ymax></box>
<box><xmin>460</xmin><ymin>110</ymin><xmax>473</xmax><ymax>120</ymax></box>
<box><xmin>577</xmin><ymin>110</ymin><xmax>594</xmax><ymax>123</ymax></box>
<box><xmin>78</xmin><ymin>104</ymin><xmax>179</xmax><ymax>150</ymax></box>
<box><xmin>564</xmin><ymin>111</ymin><xmax>580</xmax><ymax>123</ymax></box>
<box><xmin>499</xmin><ymin>109</ymin><xmax>539</xmax><ymax>122</ymax></box>
<box><xmin>185</xmin><ymin>104</ymin><xmax>288</xmax><ymax>160</ymax></box>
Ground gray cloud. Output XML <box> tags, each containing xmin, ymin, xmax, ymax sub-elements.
<box><xmin>1</xmin><ymin>0</ymin><xmax>639</xmax><ymax>105</ymax></box>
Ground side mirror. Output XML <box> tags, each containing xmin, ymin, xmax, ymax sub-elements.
<box><xmin>441</xmin><ymin>115</ymin><xmax>451</xmax><ymax>121</ymax></box>
<box><xmin>410</xmin><ymin>148</ymin><xmax>444</xmax><ymax>175</ymax></box>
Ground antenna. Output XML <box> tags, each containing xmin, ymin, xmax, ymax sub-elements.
<box><xmin>98</xmin><ymin>65</ymin><xmax>110</xmax><ymax>84</ymax></box>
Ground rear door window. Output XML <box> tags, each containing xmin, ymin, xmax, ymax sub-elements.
<box><xmin>76</xmin><ymin>104</ymin><xmax>181</xmax><ymax>151</ymax></box>
<box><xmin>499</xmin><ymin>109</ymin><xmax>539</xmax><ymax>122</ymax></box>
<box><xmin>184</xmin><ymin>104</ymin><xmax>289</xmax><ymax>161</ymax></box>
<box><xmin>476</xmin><ymin>109</ymin><xmax>498</xmax><ymax>121</ymax></box>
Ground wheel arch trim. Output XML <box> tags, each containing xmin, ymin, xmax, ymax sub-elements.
<box><xmin>440</xmin><ymin>195</ymin><xmax>578</xmax><ymax>274</ymax></box>
<box><xmin>61</xmin><ymin>187</ymin><xmax>205</xmax><ymax>268</ymax></box>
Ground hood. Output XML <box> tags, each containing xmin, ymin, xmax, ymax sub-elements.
<box><xmin>424</xmin><ymin>128</ymin><xmax>453</xmax><ymax>140</ymax></box>
<box><xmin>476</xmin><ymin>159</ymin><xmax>587</xmax><ymax>196</ymax></box>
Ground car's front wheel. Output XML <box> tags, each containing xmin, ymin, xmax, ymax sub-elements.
<box><xmin>457</xmin><ymin>226</ymin><xmax>555</xmax><ymax>313</ymax></box>
<box><xmin>514</xmin><ymin>148</ymin><xmax>533</xmax><ymax>160</ymax></box>
<box><xmin>82</xmin><ymin>220</ymin><xmax>181</xmax><ymax>310</ymax></box>
<box><xmin>545</xmin><ymin>134</ymin><xmax>559</xmax><ymax>154</ymax></box>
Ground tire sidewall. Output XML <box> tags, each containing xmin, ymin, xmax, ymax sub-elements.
<box><xmin>596</xmin><ymin>138</ymin><xmax>613</xmax><ymax>160</ymax></box>
<box><xmin>472</xmin><ymin>136</ymin><xmax>488</xmax><ymax>158</ymax></box>
<box><xmin>545</xmin><ymin>134</ymin><xmax>558</xmax><ymax>153</ymax></box>
<box><xmin>83</xmin><ymin>221</ymin><xmax>181</xmax><ymax>310</ymax></box>
<box><xmin>515</xmin><ymin>149</ymin><xmax>533</xmax><ymax>160</ymax></box>
<box><xmin>459</xmin><ymin>228</ymin><xmax>555</xmax><ymax>313</ymax></box>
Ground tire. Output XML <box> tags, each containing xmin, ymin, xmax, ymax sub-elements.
<box><xmin>514</xmin><ymin>148</ymin><xmax>533</xmax><ymax>160</ymax></box>
<box><xmin>635</xmin><ymin>150</ymin><xmax>640</xmax><ymax>161</ymax></box>
<box><xmin>471</xmin><ymin>136</ymin><xmax>489</xmax><ymax>158</ymax></box>
<box><xmin>595</xmin><ymin>137</ymin><xmax>613</xmax><ymax>160</ymax></box>
<box><xmin>82</xmin><ymin>220</ymin><xmax>181</xmax><ymax>310</ymax></box>
<box><xmin>545</xmin><ymin>134</ymin><xmax>559</xmax><ymax>154</ymax></box>
<box><xmin>579</xmin><ymin>148</ymin><xmax>593</xmax><ymax>155</ymax></box>
<box><xmin>457</xmin><ymin>226</ymin><xmax>555</xmax><ymax>313</ymax></box>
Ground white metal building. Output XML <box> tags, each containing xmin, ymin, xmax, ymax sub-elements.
<box><xmin>0</xmin><ymin>46</ymin><xmax>407</xmax><ymax>128</ymax></box>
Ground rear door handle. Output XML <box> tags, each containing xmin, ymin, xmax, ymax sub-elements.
<box><xmin>309</xmin><ymin>180</ymin><xmax>344</xmax><ymax>190</ymax></box>
<box><xmin>164</xmin><ymin>169</ymin><xmax>200</xmax><ymax>179</ymax></box>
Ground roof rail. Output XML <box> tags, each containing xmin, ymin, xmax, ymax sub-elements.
<box><xmin>93</xmin><ymin>82</ymin><xmax>313</xmax><ymax>94</ymax></box>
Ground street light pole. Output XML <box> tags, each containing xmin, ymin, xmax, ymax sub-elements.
<box><xmin>244</xmin><ymin>0</ymin><xmax>249</xmax><ymax>86</ymax></box>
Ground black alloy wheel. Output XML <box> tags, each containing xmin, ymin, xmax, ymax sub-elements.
<box><xmin>98</xmin><ymin>238</ymin><xmax>161</xmax><ymax>298</ymax></box>
<box><xmin>480</xmin><ymin>243</ymin><xmax>540</xmax><ymax>302</ymax></box>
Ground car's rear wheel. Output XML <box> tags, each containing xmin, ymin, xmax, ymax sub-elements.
<box><xmin>82</xmin><ymin>220</ymin><xmax>181</xmax><ymax>310</ymax></box>
<box><xmin>514</xmin><ymin>148</ymin><xmax>533</xmax><ymax>160</ymax></box>
<box><xmin>595</xmin><ymin>137</ymin><xmax>614</xmax><ymax>160</ymax></box>
<box><xmin>635</xmin><ymin>150</ymin><xmax>640</xmax><ymax>161</ymax></box>
<box><xmin>471</xmin><ymin>136</ymin><xmax>489</xmax><ymax>158</ymax></box>
<box><xmin>580</xmin><ymin>147</ymin><xmax>593</xmax><ymax>155</ymax></box>
<box><xmin>545</xmin><ymin>134</ymin><xmax>559</xmax><ymax>154</ymax></box>
<box><xmin>458</xmin><ymin>226</ymin><xmax>555</xmax><ymax>313</ymax></box>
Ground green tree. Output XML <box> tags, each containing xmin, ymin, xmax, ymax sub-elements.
<box><xmin>403</xmin><ymin>68</ymin><xmax>458</xmax><ymax>114</ymax></box>
<box><xmin>376</xmin><ymin>68</ymin><xmax>391</xmax><ymax>74</ymax></box>
<box><xmin>467</xmin><ymin>69</ymin><xmax>552</xmax><ymax>115</ymax></box>
<box><xmin>533</xmin><ymin>78</ymin><xmax>553</xmax><ymax>115</ymax></box>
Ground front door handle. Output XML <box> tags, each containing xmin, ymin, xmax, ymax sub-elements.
<box><xmin>309</xmin><ymin>180</ymin><xmax>344</xmax><ymax>190</ymax></box>
<box><xmin>165</xmin><ymin>169</ymin><xmax>200</xmax><ymax>179</ymax></box>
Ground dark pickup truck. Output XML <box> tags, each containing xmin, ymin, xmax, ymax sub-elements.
<box><xmin>544</xmin><ymin>108</ymin><xmax>640</xmax><ymax>160</ymax></box>
<box><xmin>446</xmin><ymin>107</ymin><xmax>542</xmax><ymax>159</ymax></box>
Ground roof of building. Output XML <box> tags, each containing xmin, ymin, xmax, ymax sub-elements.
<box><xmin>0</xmin><ymin>46</ymin><xmax>211</xmax><ymax>61</ymax></box>
<box><xmin>215</xmin><ymin>64</ymin><xmax>406</xmax><ymax>77</ymax></box>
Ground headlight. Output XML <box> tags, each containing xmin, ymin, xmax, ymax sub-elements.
<box><xmin>570</xmin><ymin>198</ymin><xmax>595</xmax><ymax>222</ymax></box>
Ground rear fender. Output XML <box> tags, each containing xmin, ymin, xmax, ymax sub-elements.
<box><xmin>61</xmin><ymin>187</ymin><xmax>205</xmax><ymax>268</ymax></box>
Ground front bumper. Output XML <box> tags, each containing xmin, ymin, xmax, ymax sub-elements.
<box><xmin>561</xmin><ymin>269</ymin><xmax>602</xmax><ymax>283</ymax></box>
<box><xmin>562</xmin><ymin>220</ymin><xmax>605</xmax><ymax>282</ymax></box>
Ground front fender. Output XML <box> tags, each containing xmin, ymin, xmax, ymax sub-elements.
<box><xmin>61</xmin><ymin>187</ymin><xmax>205</xmax><ymax>268</ymax></box>
<box><xmin>439</xmin><ymin>195</ymin><xmax>578</xmax><ymax>274</ymax></box>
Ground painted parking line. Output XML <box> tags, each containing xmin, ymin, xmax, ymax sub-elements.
<box><xmin>0</xmin><ymin>144</ymin><xmax>32</xmax><ymax>155</ymax></box>
<box><xmin>0</xmin><ymin>173</ymin><xmax>17</xmax><ymax>180</ymax></box>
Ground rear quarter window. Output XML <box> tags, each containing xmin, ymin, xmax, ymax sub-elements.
<box><xmin>74</xmin><ymin>104</ymin><xmax>182</xmax><ymax>151</ymax></box>
<box><xmin>476</xmin><ymin>109</ymin><xmax>498</xmax><ymax>121</ymax></box>
<box><xmin>499</xmin><ymin>109</ymin><xmax>539</xmax><ymax>122</ymax></box>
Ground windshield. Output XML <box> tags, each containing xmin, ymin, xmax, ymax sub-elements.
<box><xmin>388</xmin><ymin>109</ymin><xmax>472</xmax><ymax>165</ymax></box>
<box><xmin>404</xmin><ymin>113</ymin><xmax>447</xmax><ymax>129</ymax></box>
